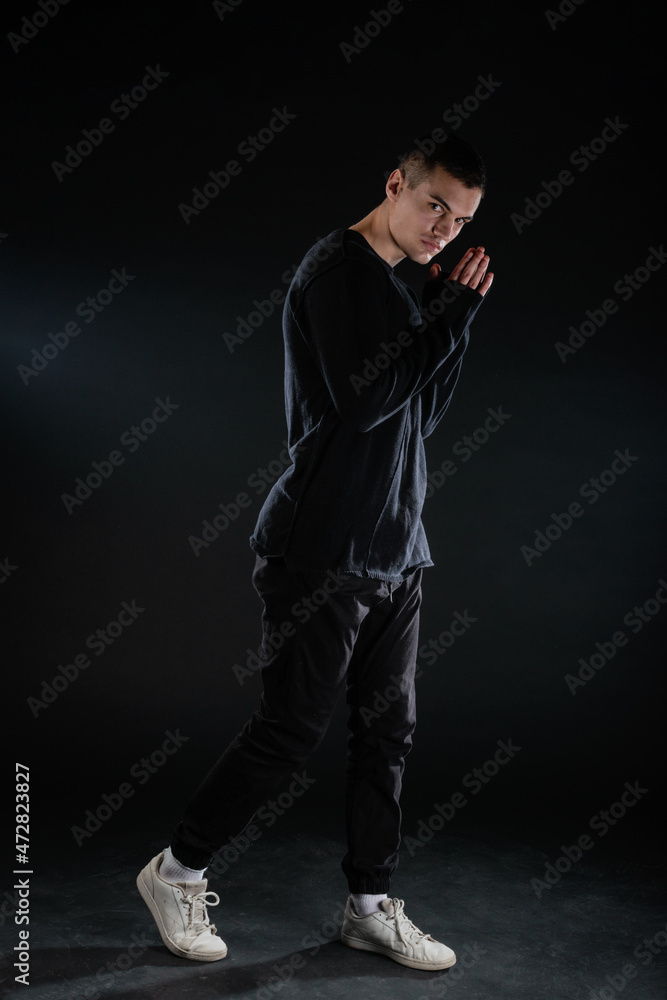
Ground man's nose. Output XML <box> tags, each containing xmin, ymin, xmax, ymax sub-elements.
<box><xmin>434</xmin><ymin>220</ymin><xmax>456</xmax><ymax>240</ymax></box>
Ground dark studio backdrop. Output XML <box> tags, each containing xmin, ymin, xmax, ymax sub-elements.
<box><xmin>2</xmin><ymin>0</ymin><xmax>665</xmax><ymax>894</ymax></box>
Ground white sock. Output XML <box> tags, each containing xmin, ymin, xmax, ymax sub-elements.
<box><xmin>158</xmin><ymin>846</ymin><xmax>207</xmax><ymax>885</ymax></box>
<box><xmin>351</xmin><ymin>892</ymin><xmax>388</xmax><ymax>916</ymax></box>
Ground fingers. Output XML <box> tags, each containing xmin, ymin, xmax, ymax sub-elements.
<box><xmin>476</xmin><ymin>271</ymin><xmax>494</xmax><ymax>298</ymax></box>
<box><xmin>447</xmin><ymin>246</ymin><xmax>491</xmax><ymax>293</ymax></box>
<box><xmin>448</xmin><ymin>245</ymin><xmax>484</xmax><ymax>281</ymax></box>
<box><xmin>447</xmin><ymin>249</ymin><xmax>475</xmax><ymax>282</ymax></box>
<box><xmin>466</xmin><ymin>252</ymin><xmax>490</xmax><ymax>292</ymax></box>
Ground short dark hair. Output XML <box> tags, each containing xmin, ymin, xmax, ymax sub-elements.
<box><xmin>397</xmin><ymin>132</ymin><xmax>486</xmax><ymax>194</ymax></box>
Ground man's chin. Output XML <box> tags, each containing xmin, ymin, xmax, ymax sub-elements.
<box><xmin>403</xmin><ymin>245</ymin><xmax>435</xmax><ymax>264</ymax></box>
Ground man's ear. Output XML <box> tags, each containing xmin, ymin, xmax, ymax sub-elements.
<box><xmin>385</xmin><ymin>168</ymin><xmax>404</xmax><ymax>204</ymax></box>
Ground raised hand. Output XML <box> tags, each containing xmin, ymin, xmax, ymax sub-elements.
<box><xmin>428</xmin><ymin>246</ymin><xmax>494</xmax><ymax>297</ymax></box>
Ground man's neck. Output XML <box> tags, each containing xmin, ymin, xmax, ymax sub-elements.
<box><xmin>348</xmin><ymin>205</ymin><xmax>405</xmax><ymax>268</ymax></box>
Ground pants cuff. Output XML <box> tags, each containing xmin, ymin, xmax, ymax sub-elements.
<box><xmin>169</xmin><ymin>837</ymin><xmax>214</xmax><ymax>872</ymax></box>
<box><xmin>346</xmin><ymin>878</ymin><xmax>392</xmax><ymax>894</ymax></box>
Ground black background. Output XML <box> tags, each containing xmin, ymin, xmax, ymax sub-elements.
<box><xmin>3</xmin><ymin>0</ymin><xmax>665</xmax><ymax>872</ymax></box>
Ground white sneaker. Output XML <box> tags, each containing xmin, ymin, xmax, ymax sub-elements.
<box><xmin>341</xmin><ymin>896</ymin><xmax>456</xmax><ymax>970</ymax></box>
<box><xmin>136</xmin><ymin>850</ymin><xmax>227</xmax><ymax>962</ymax></box>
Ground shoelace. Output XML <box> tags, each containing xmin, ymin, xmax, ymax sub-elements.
<box><xmin>388</xmin><ymin>898</ymin><xmax>436</xmax><ymax>947</ymax></box>
<box><xmin>183</xmin><ymin>889</ymin><xmax>221</xmax><ymax>935</ymax></box>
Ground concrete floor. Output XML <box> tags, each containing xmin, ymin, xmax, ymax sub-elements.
<box><xmin>3</xmin><ymin>820</ymin><xmax>665</xmax><ymax>1000</ymax></box>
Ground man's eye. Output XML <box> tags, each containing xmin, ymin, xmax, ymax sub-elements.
<box><xmin>430</xmin><ymin>203</ymin><xmax>442</xmax><ymax>212</ymax></box>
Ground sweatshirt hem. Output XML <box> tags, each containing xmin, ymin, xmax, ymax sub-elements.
<box><xmin>249</xmin><ymin>536</ymin><xmax>432</xmax><ymax>583</ymax></box>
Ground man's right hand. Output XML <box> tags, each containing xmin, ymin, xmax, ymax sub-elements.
<box><xmin>428</xmin><ymin>246</ymin><xmax>494</xmax><ymax>297</ymax></box>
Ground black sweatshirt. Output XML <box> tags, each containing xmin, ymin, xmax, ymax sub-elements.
<box><xmin>249</xmin><ymin>227</ymin><xmax>488</xmax><ymax>582</ymax></box>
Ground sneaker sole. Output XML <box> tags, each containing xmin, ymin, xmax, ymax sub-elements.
<box><xmin>136</xmin><ymin>870</ymin><xmax>228</xmax><ymax>962</ymax></box>
<box><xmin>341</xmin><ymin>930</ymin><xmax>456</xmax><ymax>970</ymax></box>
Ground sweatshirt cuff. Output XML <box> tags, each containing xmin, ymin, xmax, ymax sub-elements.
<box><xmin>420</xmin><ymin>277</ymin><xmax>486</xmax><ymax>328</ymax></box>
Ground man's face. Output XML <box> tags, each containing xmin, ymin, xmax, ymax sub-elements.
<box><xmin>387</xmin><ymin>165</ymin><xmax>483</xmax><ymax>264</ymax></box>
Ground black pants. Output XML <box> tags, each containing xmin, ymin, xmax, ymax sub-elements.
<box><xmin>171</xmin><ymin>554</ymin><xmax>423</xmax><ymax>893</ymax></box>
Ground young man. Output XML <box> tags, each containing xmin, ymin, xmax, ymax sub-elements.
<box><xmin>137</xmin><ymin>132</ymin><xmax>493</xmax><ymax>971</ymax></box>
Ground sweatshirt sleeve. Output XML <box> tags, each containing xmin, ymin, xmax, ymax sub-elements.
<box><xmin>295</xmin><ymin>256</ymin><xmax>486</xmax><ymax>434</ymax></box>
<box><xmin>418</xmin><ymin>271</ymin><xmax>486</xmax><ymax>438</ymax></box>
<box><xmin>420</xmin><ymin>354</ymin><xmax>466</xmax><ymax>440</ymax></box>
